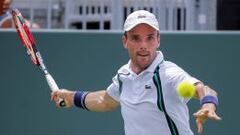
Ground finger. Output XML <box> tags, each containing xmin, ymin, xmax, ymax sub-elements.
<box><xmin>207</xmin><ymin>110</ymin><xmax>216</xmax><ymax>119</ymax></box>
<box><xmin>214</xmin><ymin>114</ymin><xmax>222</xmax><ymax>120</ymax></box>
<box><xmin>51</xmin><ymin>91</ymin><xmax>58</xmax><ymax>101</ymax></box>
<box><xmin>50</xmin><ymin>93</ymin><xmax>55</xmax><ymax>101</ymax></box>
<box><xmin>193</xmin><ymin>110</ymin><xmax>202</xmax><ymax>117</ymax></box>
<box><xmin>51</xmin><ymin>91</ymin><xmax>63</xmax><ymax>103</ymax></box>
<box><xmin>208</xmin><ymin>111</ymin><xmax>222</xmax><ymax>120</ymax></box>
<box><xmin>196</xmin><ymin>118</ymin><xmax>203</xmax><ymax>134</ymax></box>
<box><xmin>194</xmin><ymin>109</ymin><xmax>208</xmax><ymax>117</ymax></box>
<box><xmin>198</xmin><ymin>124</ymin><xmax>203</xmax><ymax>134</ymax></box>
<box><xmin>203</xmin><ymin>110</ymin><xmax>209</xmax><ymax>117</ymax></box>
<box><xmin>194</xmin><ymin>111</ymin><xmax>208</xmax><ymax>126</ymax></box>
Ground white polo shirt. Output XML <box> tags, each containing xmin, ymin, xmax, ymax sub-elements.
<box><xmin>107</xmin><ymin>51</ymin><xmax>199</xmax><ymax>135</ymax></box>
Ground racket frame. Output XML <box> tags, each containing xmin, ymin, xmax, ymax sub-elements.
<box><xmin>12</xmin><ymin>9</ymin><xmax>66</xmax><ymax>107</ymax></box>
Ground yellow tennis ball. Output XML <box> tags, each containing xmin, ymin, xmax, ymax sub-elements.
<box><xmin>177</xmin><ymin>81</ymin><xmax>196</xmax><ymax>98</ymax></box>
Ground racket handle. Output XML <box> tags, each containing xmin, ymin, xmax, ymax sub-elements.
<box><xmin>45</xmin><ymin>74</ymin><xmax>66</xmax><ymax>107</ymax></box>
<box><xmin>45</xmin><ymin>73</ymin><xmax>59</xmax><ymax>90</ymax></box>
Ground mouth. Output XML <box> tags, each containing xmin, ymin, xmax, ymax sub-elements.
<box><xmin>137</xmin><ymin>51</ymin><xmax>150</xmax><ymax>57</ymax></box>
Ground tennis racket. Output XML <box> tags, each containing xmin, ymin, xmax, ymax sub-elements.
<box><xmin>12</xmin><ymin>9</ymin><xmax>66</xmax><ymax>107</ymax></box>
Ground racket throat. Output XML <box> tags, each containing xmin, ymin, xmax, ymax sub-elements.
<box><xmin>35</xmin><ymin>51</ymin><xmax>48</xmax><ymax>71</ymax></box>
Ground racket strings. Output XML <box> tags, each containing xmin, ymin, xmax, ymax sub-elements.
<box><xmin>12</xmin><ymin>10</ymin><xmax>39</xmax><ymax>65</ymax></box>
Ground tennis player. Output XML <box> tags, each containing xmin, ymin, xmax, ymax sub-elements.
<box><xmin>0</xmin><ymin>0</ymin><xmax>12</xmax><ymax>28</ymax></box>
<box><xmin>0</xmin><ymin>0</ymin><xmax>39</xmax><ymax>28</ymax></box>
<box><xmin>51</xmin><ymin>10</ymin><xmax>221</xmax><ymax>135</ymax></box>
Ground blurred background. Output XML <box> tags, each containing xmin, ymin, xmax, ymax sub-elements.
<box><xmin>0</xmin><ymin>0</ymin><xmax>239</xmax><ymax>135</ymax></box>
<box><xmin>0</xmin><ymin>0</ymin><xmax>239</xmax><ymax>30</ymax></box>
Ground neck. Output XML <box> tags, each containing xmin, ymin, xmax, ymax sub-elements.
<box><xmin>130</xmin><ymin>52</ymin><xmax>158</xmax><ymax>75</ymax></box>
<box><xmin>130</xmin><ymin>64</ymin><xmax>147</xmax><ymax>75</ymax></box>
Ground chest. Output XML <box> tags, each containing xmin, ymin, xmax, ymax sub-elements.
<box><xmin>119</xmin><ymin>73</ymin><xmax>156</xmax><ymax>105</ymax></box>
<box><xmin>118</xmin><ymin>72</ymin><xmax>179</xmax><ymax>109</ymax></box>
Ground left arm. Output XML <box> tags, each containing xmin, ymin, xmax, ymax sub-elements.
<box><xmin>193</xmin><ymin>82</ymin><xmax>222</xmax><ymax>134</ymax></box>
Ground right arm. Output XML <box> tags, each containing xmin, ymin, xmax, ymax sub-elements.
<box><xmin>51</xmin><ymin>89</ymin><xmax>120</xmax><ymax>112</ymax></box>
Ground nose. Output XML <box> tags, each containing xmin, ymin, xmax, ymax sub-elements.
<box><xmin>139</xmin><ymin>40</ymin><xmax>148</xmax><ymax>50</ymax></box>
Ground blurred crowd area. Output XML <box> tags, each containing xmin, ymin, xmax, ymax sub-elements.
<box><xmin>0</xmin><ymin>0</ymin><xmax>239</xmax><ymax>30</ymax></box>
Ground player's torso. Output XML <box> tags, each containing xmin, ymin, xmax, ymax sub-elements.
<box><xmin>118</xmin><ymin>66</ymin><xmax>193</xmax><ymax>135</ymax></box>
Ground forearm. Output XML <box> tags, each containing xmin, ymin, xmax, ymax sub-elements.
<box><xmin>195</xmin><ymin>82</ymin><xmax>218</xmax><ymax>100</ymax></box>
<box><xmin>85</xmin><ymin>90</ymin><xmax>119</xmax><ymax>112</ymax></box>
<box><xmin>193</xmin><ymin>82</ymin><xmax>221</xmax><ymax>133</ymax></box>
<box><xmin>194</xmin><ymin>82</ymin><xmax>219</xmax><ymax>111</ymax></box>
<box><xmin>51</xmin><ymin>89</ymin><xmax>119</xmax><ymax>111</ymax></box>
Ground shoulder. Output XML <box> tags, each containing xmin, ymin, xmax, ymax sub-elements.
<box><xmin>117</xmin><ymin>63</ymin><xmax>130</xmax><ymax>75</ymax></box>
<box><xmin>160</xmin><ymin>61</ymin><xmax>184</xmax><ymax>72</ymax></box>
<box><xmin>158</xmin><ymin>60</ymin><xmax>188</xmax><ymax>82</ymax></box>
<box><xmin>109</xmin><ymin>63</ymin><xmax>129</xmax><ymax>82</ymax></box>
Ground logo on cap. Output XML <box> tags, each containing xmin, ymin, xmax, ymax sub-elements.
<box><xmin>138</xmin><ymin>15</ymin><xmax>146</xmax><ymax>19</ymax></box>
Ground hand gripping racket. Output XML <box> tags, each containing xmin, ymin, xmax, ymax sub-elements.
<box><xmin>12</xmin><ymin>9</ymin><xmax>66</xmax><ymax>107</ymax></box>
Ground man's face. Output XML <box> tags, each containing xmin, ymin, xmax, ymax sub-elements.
<box><xmin>123</xmin><ymin>23</ymin><xmax>160</xmax><ymax>71</ymax></box>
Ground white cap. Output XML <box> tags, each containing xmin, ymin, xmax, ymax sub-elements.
<box><xmin>124</xmin><ymin>10</ymin><xmax>159</xmax><ymax>32</ymax></box>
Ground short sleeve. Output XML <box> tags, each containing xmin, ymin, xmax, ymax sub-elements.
<box><xmin>161</xmin><ymin>61</ymin><xmax>200</xmax><ymax>102</ymax></box>
<box><xmin>106</xmin><ymin>75</ymin><xmax>120</xmax><ymax>102</ymax></box>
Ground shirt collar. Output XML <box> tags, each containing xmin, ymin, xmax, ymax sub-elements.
<box><xmin>145</xmin><ymin>51</ymin><xmax>164</xmax><ymax>73</ymax></box>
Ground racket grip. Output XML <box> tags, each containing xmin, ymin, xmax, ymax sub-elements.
<box><xmin>45</xmin><ymin>74</ymin><xmax>66</xmax><ymax>107</ymax></box>
<box><xmin>45</xmin><ymin>74</ymin><xmax>59</xmax><ymax>90</ymax></box>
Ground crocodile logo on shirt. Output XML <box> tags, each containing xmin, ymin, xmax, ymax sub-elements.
<box><xmin>145</xmin><ymin>85</ymin><xmax>152</xmax><ymax>89</ymax></box>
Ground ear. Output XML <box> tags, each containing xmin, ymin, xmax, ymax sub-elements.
<box><xmin>157</xmin><ymin>34</ymin><xmax>160</xmax><ymax>48</ymax></box>
<box><xmin>122</xmin><ymin>35</ymin><xmax>127</xmax><ymax>49</ymax></box>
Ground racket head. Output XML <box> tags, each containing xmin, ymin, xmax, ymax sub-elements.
<box><xmin>12</xmin><ymin>9</ymin><xmax>39</xmax><ymax>65</ymax></box>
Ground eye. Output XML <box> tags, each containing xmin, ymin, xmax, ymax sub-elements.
<box><xmin>147</xmin><ymin>35</ymin><xmax>155</xmax><ymax>41</ymax></box>
<box><xmin>130</xmin><ymin>36</ymin><xmax>140</xmax><ymax>42</ymax></box>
